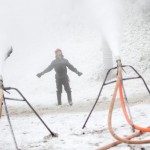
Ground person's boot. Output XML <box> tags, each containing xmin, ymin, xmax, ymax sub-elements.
<box><xmin>67</xmin><ymin>92</ymin><xmax>73</xmax><ymax>106</ymax></box>
<box><xmin>57</xmin><ymin>92</ymin><xmax>62</xmax><ymax>105</ymax></box>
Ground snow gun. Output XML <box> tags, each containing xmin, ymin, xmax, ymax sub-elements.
<box><xmin>83</xmin><ymin>57</ymin><xmax>150</xmax><ymax>149</ymax></box>
<box><xmin>1</xmin><ymin>48</ymin><xmax>58</xmax><ymax>150</ymax></box>
<box><xmin>0</xmin><ymin>47</ymin><xmax>13</xmax><ymax>118</ymax></box>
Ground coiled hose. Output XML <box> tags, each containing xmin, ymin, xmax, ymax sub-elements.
<box><xmin>108</xmin><ymin>67</ymin><xmax>150</xmax><ymax>144</ymax></box>
<box><xmin>98</xmin><ymin>67</ymin><xmax>150</xmax><ymax>150</ymax></box>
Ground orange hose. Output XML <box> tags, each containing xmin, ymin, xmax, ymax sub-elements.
<box><xmin>98</xmin><ymin>130</ymin><xmax>143</xmax><ymax>150</ymax></box>
<box><xmin>108</xmin><ymin>67</ymin><xmax>150</xmax><ymax>144</ymax></box>
<box><xmin>119</xmin><ymin>75</ymin><xmax>150</xmax><ymax>132</ymax></box>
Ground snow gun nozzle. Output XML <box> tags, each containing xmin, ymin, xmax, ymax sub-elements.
<box><xmin>5</xmin><ymin>46</ymin><xmax>13</xmax><ymax>61</ymax></box>
<box><xmin>116</xmin><ymin>59</ymin><xmax>122</xmax><ymax>68</ymax></box>
<box><xmin>115</xmin><ymin>56</ymin><xmax>125</xmax><ymax>74</ymax></box>
<box><xmin>9</xmin><ymin>47</ymin><xmax>13</xmax><ymax>55</ymax></box>
<box><xmin>115</xmin><ymin>56</ymin><xmax>122</xmax><ymax>68</ymax></box>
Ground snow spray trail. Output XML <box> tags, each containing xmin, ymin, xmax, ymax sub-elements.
<box><xmin>84</xmin><ymin>0</ymin><xmax>124</xmax><ymax>80</ymax></box>
<box><xmin>85</xmin><ymin>0</ymin><xmax>150</xmax><ymax>77</ymax></box>
<box><xmin>99</xmin><ymin>0</ymin><xmax>150</xmax><ymax>59</ymax></box>
<box><xmin>99</xmin><ymin>0</ymin><xmax>123</xmax><ymax>58</ymax></box>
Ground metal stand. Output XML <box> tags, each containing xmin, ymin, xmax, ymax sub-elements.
<box><xmin>82</xmin><ymin>65</ymin><xmax>150</xmax><ymax>129</ymax></box>
<box><xmin>3</xmin><ymin>87</ymin><xmax>57</xmax><ymax>150</ymax></box>
<box><xmin>3</xmin><ymin>95</ymin><xmax>19</xmax><ymax>150</ymax></box>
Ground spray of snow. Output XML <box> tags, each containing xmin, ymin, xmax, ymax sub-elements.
<box><xmin>84</xmin><ymin>0</ymin><xmax>124</xmax><ymax>58</ymax></box>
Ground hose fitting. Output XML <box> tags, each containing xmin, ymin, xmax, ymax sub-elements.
<box><xmin>115</xmin><ymin>56</ymin><xmax>122</xmax><ymax>68</ymax></box>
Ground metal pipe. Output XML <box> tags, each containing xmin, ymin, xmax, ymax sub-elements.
<box><xmin>125</xmin><ymin>65</ymin><xmax>150</xmax><ymax>94</ymax></box>
<box><xmin>104</xmin><ymin>77</ymin><xmax>140</xmax><ymax>85</ymax></box>
<box><xmin>82</xmin><ymin>67</ymin><xmax>116</xmax><ymax>129</ymax></box>
<box><xmin>4</xmin><ymin>97</ymin><xmax>25</xmax><ymax>102</ymax></box>
<box><xmin>122</xmin><ymin>81</ymin><xmax>135</xmax><ymax>132</ymax></box>
<box><xmin>3</xmin><ymin>96</ymin><xmax>19</xmax><ymax>150</ymax></box>
<box><xmin>4</xmin><ymin>87</ymin><xmax>58</xmax><ymax>137</ymax></box>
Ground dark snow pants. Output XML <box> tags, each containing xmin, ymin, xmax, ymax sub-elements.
<box><xmin>56</xmin><ymin>76</ymin><xmax>72</xmax><ymax>105</ymax></box>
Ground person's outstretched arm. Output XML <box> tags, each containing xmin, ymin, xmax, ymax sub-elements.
<box><xmin>65</xmin><ymin>59</ymin><xmax>82</xmax><ymax>76</ymax></box>
<box><xmin>37</xmin><ymin>61</ymin><xmax>54</xmax><ymax>78</ymax></box>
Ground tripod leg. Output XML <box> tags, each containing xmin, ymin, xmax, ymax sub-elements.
<box><xmin>82</xmin><ymin>68</ymin><xmax>114</xmax><ymax>129</ymax></box>
<box><xmin>122</xmin><ymin>82</ymin><xmax>135</xmax><ymax>132</ymax></box>
<box><xmin>3</xmin><ymin>96</ymin><xmax>19</xmax><ymax>150</ymax></box>
<box><xmin>129</xmin><ymin>66</ymin><xmax>150</xmax><ymax>94</ymax></box>
<box><xmin>82</xmin><ymin>83</ymin><xmax>105</xmax><ymax>129</ymax></box>
<box><xmin>25</xmin><ymin>100</ymin><xmax>58</xmax><ymax>137</ymax></box>
<box><xmin>9</xmin><ymin>88</ymin><xmax>58</xmax><ymax>137</ymax></box>
<box><xmin>140</xmin><ymin>77</ymin><xmax>150</xmax><ymax>94</ymax></box>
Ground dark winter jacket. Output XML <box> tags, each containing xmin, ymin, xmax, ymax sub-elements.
<box><xmin>41</xmin><ymin>58</ymin><xmax>78</xmax><ymax>79</ymax></box>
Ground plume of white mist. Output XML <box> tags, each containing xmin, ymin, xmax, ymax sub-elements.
<box><xmin>84</xmin><ymin>0</ymin><xmax>124</xmax><ymax>80</ymax></box>
<box><xmin>85</xmin><ymin>0</ymin><xmax>124</xmax><ymax>58</ymax></box>
<box><xmin>100</xmin><ymin>0</ymin><xmax>124</xmax><ymax>58</ymax></box>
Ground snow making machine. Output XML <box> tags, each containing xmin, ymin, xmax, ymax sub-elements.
<box><xmin>83</xmin><ymin>58</ymin><xmax>150</xmax><ymax>150</ymax></box>
<box><xmin>0</xmin><ymin>48</ymin><xmax>58</xmax><ymax>150</ymax></box>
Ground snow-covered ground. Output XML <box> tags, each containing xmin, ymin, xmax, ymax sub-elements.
<box><xmin>0</xmin><ymin>0</ymin><xmax>150</xmax><ymax>149</ymax></box>
<box><xmin>0</xmin><ymin>98</ymin><xmax>150</xmax><ymax>150</ymax></box>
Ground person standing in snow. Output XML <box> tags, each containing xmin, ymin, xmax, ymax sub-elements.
<box><xmin>36</xmin><ymin>48</ymin><xmax>82</xmax><ymax>106</ymax></box>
